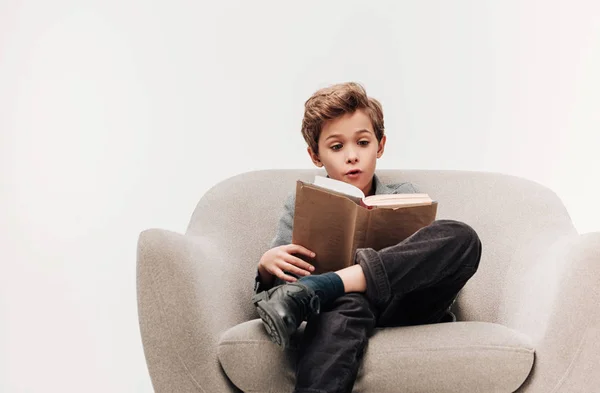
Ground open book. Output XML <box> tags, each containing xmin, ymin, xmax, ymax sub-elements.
<box><xmin>292</xmin><ymin>176</ymin><xmax>438</xmax><ymax>274</ymax></box>
<box><xmin>313</xmin><ymin>175</ymin><xmax>434</xmax><ymax>209</ymax></box>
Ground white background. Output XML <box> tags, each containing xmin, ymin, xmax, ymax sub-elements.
<box><xmin>1</xmin><ymin>0</ymin><xmax>599</xmax><ymax>392</ymax></box>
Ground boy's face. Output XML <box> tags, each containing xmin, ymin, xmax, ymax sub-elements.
<box><xmin>307</xmin><ymin>109</ymin><xmax>386</xmax><ymax>197</ymax></box>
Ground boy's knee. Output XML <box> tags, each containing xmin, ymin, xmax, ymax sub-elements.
<box><xmin>434</xmin><ymin>219</ymin><xmax>480</xmax><ymax>248</ymax></box>
<box><xmin>431</xmin><ymin>220</ymin><xmax>482</xmax><ymax>273</ymax></box>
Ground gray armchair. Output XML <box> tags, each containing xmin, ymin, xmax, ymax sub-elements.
<box><xmin>137</xmin><ymin>169</ymin><xmax>600</xmax><ymax>392</ymax></box>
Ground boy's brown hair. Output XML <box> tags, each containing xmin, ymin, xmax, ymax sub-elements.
<box><xmin>301</xmin><ymin>82</ymin><xmax>385</xmax><ymax>154</ymax></box>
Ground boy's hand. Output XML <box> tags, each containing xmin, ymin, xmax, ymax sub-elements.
<box><xmin>258</xmin><ymin>244</ymin><xmax>316</xmax><ymax>283</ymax></box>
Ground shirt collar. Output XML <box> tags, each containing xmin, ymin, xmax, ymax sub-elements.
<box><xmin>372</xmin><ymin>173</ymin><xmax>396</xmax><ymax>195</ymax></box>
<box><xmin>324</xmin><ymin>173</ymin><xmax>394</xmax><ymax>196</ymax></box>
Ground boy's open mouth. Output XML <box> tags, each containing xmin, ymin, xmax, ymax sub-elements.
<box><xmin>346</xmin><ymin>169</ymin><xmax>362</xmax><ymax>175</ymax></box>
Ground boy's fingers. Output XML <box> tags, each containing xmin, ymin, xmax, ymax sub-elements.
<box><xmin>274</xmin><ymin>267</ymin><xmax>298</xmax><ymax>282</ymax></box>
<box><xmin>281</xmin><ymin>273</ymin><xmax>298</xmax><ymax>283</ymax></box>
<box><xmin>287</xmin><ymin>244</ymin><xmax>316</xmax><ymax>258</ymax></box>
<box><xmin>280</xmin><ymin>261</ymin><xmax>311</xmax><ymax>277</ymax></box>
<box><xmin>287</xmin><ymin>256</ymin><xmax>315</xmax><ymax>273</ymax></box>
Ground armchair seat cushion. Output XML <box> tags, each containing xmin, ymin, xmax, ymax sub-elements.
<box><xmin>218</xmin><ymin>320</ymin><xmax>534</xmax><ymax>393</ymax></box>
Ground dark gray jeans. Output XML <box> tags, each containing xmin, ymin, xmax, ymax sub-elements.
<box><xmin>293</xmin><ymin>219</ymin><xmax>482</xmax><ymax>393</ymax></box>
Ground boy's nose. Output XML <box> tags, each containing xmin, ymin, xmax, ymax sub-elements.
<box><xmin>346</xmin><ymin>151</ymin><xmax>359</xmax><ymax>164</ymax></box>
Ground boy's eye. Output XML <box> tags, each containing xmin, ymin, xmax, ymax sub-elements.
<box><xmin>331</xmin><ymin>140</ymin><xmax>368</xmax><ymax>151</ymax></box>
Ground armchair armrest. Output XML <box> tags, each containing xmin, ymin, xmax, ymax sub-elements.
<box><xmin>502</xmin><ymin>232</ymin><xmax>600</xmax><ymax>393</ymax></box>
<box><xmin>137</xmin><ymin>228</ymin><xmax>245</xmax><ymax>393</ymax></box>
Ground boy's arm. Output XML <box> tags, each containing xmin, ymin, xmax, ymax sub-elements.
<box><xmin>269</xmin><ymin>192</ymin><xmax>296</xmax><ymax>248</ymax></box>
<box><xmin>254</xmin><ymin>192</ymin><xmax>296</xmax><ymax>293</ymax></box>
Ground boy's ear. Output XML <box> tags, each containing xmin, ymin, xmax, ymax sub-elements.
<box><xmin>307</xmin><ymin>147</ymin><xmax>323</xmax><ymax>167</ymax></box>
<box><xmin>376</xmin><ymin>135</ymin><xmax>387</xmax><ymax>158</ymax></box>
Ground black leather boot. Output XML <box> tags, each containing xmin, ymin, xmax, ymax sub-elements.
<box><xmin>252</xmin><ymin>283</ymin><xmax>321</xmax><ymax>349</ymax></box>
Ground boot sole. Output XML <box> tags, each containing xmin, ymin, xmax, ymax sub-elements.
<box><xmin>253</xmin><ymin>295</ymin><xmax>290</xmax><ymax>350</ymax></box>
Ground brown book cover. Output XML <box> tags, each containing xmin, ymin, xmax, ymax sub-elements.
<box><xmin>292</xmin><ymin>179</ymin><xmax>438</xmax><ymax>274</ymax></box>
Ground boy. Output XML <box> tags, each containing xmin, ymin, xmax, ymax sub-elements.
<box><xmin>252</xmin><ymin>82</ymin><xmax>482</xmax><ymax>393</ymax></box>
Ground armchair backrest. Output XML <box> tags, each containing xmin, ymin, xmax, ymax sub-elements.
<box><xmin>186</xmin><ymin>169</ymin><xmax>576</xmax><ymax>324</ymax></box>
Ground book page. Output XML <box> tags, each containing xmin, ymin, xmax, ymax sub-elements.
<box><xmin>365</xmin><ymin>193</ymin><xmax>431</xmax><ymax>202</ymax></box>
<box><xmin>370</xmin><ymin>200</ymin><xmax>434</xmax><ymax>208</ymax></box>
<box><xmin>363</xmin><ymin>193</ymin><xmax>433</xmax><ymax>208</ymax></box>
<box><xmin>313</xmin><ymin>175</ymin><xmax>365</xmax><ymax>200</ymax></box>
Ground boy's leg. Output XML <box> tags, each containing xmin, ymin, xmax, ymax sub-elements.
<box><xmin>356</xmin><ymin>219</ymin><xmax>482</xmax><ymax>326</ymax></box>
<box><xmin>294</xmin><ymin>293</ymin><xmax>376</xmax><ymax>393</ymax></box>
<box><xmin>254</xmin><ymin>219</ymin><xmax>480</xmax><ymax>347</ymax></box>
